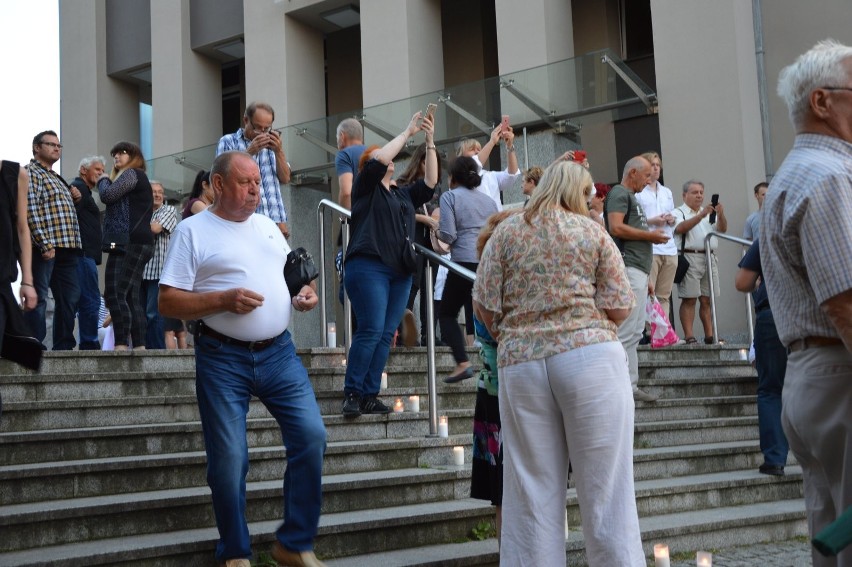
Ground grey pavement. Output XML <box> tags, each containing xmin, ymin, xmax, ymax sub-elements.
<box><xmin>665</xmin><ymin>538</ymin><xmax>813</xmax><ymax>567</ymax></box>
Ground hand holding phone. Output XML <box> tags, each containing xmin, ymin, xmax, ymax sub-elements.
<box><xmin>709</xmin><ymin>193</ymin><xmax>719</xmax><ymax>225</ymax></box>
<box><xmin>500</xmin><ymin>114</ymin><xmax>510</xmax><ymax>134</ymax></box>
<box><xmin>425</xmin><ymin>103</ymin><xmax>437</xmax><ymax>122</ymax></box>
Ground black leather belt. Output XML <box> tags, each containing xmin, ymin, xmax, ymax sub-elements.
<box><xmin>683</xmin><ymin>249</ymin><xmax>708</xmax><ymax>254</ymax></box>
<box><xmin>197</xmin><ymin>321</ymin><xmax>278</xmax><ymax>352</ymax></box>
<box><xmin>786</xmin><ymin>336</ymin><xmax>844</xmax><ymax>354</ymax></box>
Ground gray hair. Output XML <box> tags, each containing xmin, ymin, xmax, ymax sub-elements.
<box><xmin>210</xmin><ymin>150</ymin><xmax>248</xmax><ymax>182</ymax></box>
<box><xmin>78</xmin><ymin>155</ymin><xmax>106</xmax><ymax>170</ymax></box>
<box><xmin>149</xmin><ymin>180</ymin><xmax>164</xmax><ymax>188</ymax></box>
<box><xmin>336</xmin><ymin>118</ymin><xmax>363</xmax><ymax>141</ymax></box>
<box><xmin>682</xmin><ymin>179</ymin><xmax>704</xmax><ymax>194</ymax></box>
<box><xmin>777</xmin><ymin>39</ymin><xmax>852</xmax><ymax>128</ymax></box>
<box><xmin>621</xmin><ymin>156</ymin><xmax>650</xmax><ymax>181</ymax></box>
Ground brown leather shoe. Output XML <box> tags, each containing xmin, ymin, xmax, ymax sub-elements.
<box><xmin>270</xmin><ymin>541</ymin><xmax>327</xmax><ymax>567</ymax></box>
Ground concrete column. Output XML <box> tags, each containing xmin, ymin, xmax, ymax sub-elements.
<box><xmin>651</xmin><ymin>0</ymin><xmax>765</xmax><ymax>340</ymax></box>
<box><xmin>150</xmin><ymin>0</ymin><xmax>221</xmax><ymax>158</ymax></box>
<box><xmin>360</xmin><ymin>0</ymin><xmax>444</xmax><ymax>107</ymax></box>
<box><xmin>59</xmin><ymin>0</ymin><xmax>139</xmax><ymax>179</ymax></box>
<box><xmin>495</xmin><ymin>0</ymin><xmax>574</xmax><ymax>74</ymax></box>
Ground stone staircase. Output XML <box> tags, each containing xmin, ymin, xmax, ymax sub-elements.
<box><xmin>0</xmin><ymin>344</ymin><xmax>806</xmax><ymax>566</ymax></box>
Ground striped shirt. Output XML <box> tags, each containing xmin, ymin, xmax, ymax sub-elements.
<box><xmin>143</xmin><ymin>204</ymin><xmax>178</xmax><ymax>280</ymax></box>
<box><xmin>760</xmin><ymin>133</ymin><xmax>852</xmax><ymax>346</ymax></box>
<box><xmin>26</xmin><ymin>159</ymin><xmax>82</xmax><ymax>253</ymax></box>
<box><xmin>216</xmin><ymin>129</ymin><xmax>288</xmax><ymax>223</ymax></box>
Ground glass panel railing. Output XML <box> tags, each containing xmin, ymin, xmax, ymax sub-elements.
<box><xmin>149</xmin><ymin>48</ymin><xmax>655</xmax><ymax>199</ymax></box>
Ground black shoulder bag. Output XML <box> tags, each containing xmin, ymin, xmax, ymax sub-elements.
<box><xmin>284</xmin><ymin>247</ymin><xmax>320</xmax><ymax>297</ymax></box>
<box><xmin>673</xmin><ymin>210</ymin><xmax>690</xmax><ymax>284</ymax></box>
<box><xmin>395</xmin><ymin>190</ymin><xmax>418</xmax><ymax>273</ymax></box>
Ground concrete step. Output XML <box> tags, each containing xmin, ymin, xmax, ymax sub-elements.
<box><xmin>0</xmin><ymin>434</ymin><xmax>474</xmax><ymax>505</ymax></box>
<box><xmin>0</xmin><ymin>466</ymin><xmax>470</xmax><ymax>552</ymax></box>
<box><xmin>635</xmin><ymin>416</ymin><xmax>757</xmax><ymax>447</ymax></box>
<box><xmin>641</xmin><ymin>373</ymin><xmax>757</xmax><ymax>399</ymax></box>
<box><xmin>637</xmin><ymin>343</ymin><xmax>751</xmax><ymax>363</ymax></box>
<box><xmin>0</xmin><ymin>499</ymin><xmax>495</xmax><ymax>566</ymax></box>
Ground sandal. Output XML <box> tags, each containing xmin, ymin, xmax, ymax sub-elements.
<box><xmin>684</xmin><ymin>337</ymin><xmax>698</xmax><ymax>345</ymax></box>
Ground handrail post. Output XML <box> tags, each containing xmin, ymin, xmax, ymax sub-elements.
<box><xmin>424</xmin><ymin>259</ymin><xmax>438</xmax><ymax>436</ymax></box>
<box><xmin>342</xmin><ymin>221</ymin><xmax>352</xmax><ymax>354</ymax></box>
<box><xmin>704</xmin><ymin>231</ymin><xmax>756</xmax><ymax>346</ymax></box>
<box><xmin>318</xmin><ymin>206</ymin><xmax>328</xmax><ymax>346</ymax></box>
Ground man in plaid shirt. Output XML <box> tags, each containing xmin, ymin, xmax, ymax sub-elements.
<box><xmin>141</xmin><ymin>181</ymin><xmax>178</xmax><ymax>349</ymax></box>
<box><xmin>24</xmin><ymin>130</ymin><xmax>82</xmax><ymax>350</ymax></box>
<box><xmin>216</xmin><ymin>101</ymin><xmax>292</xmax><ymax>238</ymax></box>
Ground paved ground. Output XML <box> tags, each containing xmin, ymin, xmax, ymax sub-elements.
<box><xmin>664</xmin><ymin>538</ymin><xmax>814</xmax><ymax>567</ymax></box>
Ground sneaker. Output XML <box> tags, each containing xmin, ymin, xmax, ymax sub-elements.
<box><xmin>633</xmin><ymin>389</ymin><xmax>658</xmax><ymax>402</ymax></box>
<box><xmin>341</xmin><ymin>393</ymin><xmax>361</xmax><ymax>417</ymax></box>
<box><xmin>271</xmin><ymin>541</ymin><xmax>327</xmax><ymax>567</ymax></box>
<box><xmin>758</xmin><ymin>463</ymin><xmax>785</xmax><ymax>476</ymax></box>
<box><xmin>360</xmin><ymin>396</ymin><xmax>392</xmax><ymax>414</ymax></box>
<box><xmin>400</xmin><ymin>309</ymin><xmax>418</xmax><ymax>347</ymax></box>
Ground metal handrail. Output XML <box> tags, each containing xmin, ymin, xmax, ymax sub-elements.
<box><xmin>704</xmin><ymin>232</ymin><xmax>755</xmax><ymax>345</ymax></box>
<box><xmin>316</xmin><ymin>198</ymin><xmax>478</xmax><ymax>436</ymax></box>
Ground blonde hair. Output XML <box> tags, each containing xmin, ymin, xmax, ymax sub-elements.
<box><xmin>524</xmin><ymin>161</ymin><xmax>592</xmax><ymax>223</ymax></box>
<box><xmin>456</xmin><ymin>138</ymin><xmax>481</xmax><ymax>157</ymax></box>
<box><xmin>641</xmin><ymin>151</ymin><xmax>661</xmax><ymax>168</ymax></box>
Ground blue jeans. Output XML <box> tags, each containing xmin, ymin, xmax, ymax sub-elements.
<box><xmin>194</xmin><ymin>330</ymin><xmax>326</xmax><ymax>562</ymax></box>
<box><xmin>753</xmin><ymin>308</ymin><xmax>789</xmax><ymax>467</ymax></box>
<box><xmin>76</xmin><ymin>256</ymin><xmax>101</xmax><ymax>350</ymax></box>
<box><xmin>343</xmin><ymin>255</ymin><xmax>412</xmax><ymax>397</ymax></box>
<box><xmin>25</xmin><ymin>248</ymin><xmax>80</xmax><ymax>350</ymax></box>
<box><xmin>141</xmin><ymin>279</ymin><xmax>165</xmax><ymax>349</ymax></box>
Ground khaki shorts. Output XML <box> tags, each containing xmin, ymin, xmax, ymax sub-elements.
<box><xmin>677</xmin><ymin>252</ymin><xmax>719</xmax><ymax>298</ymax></box>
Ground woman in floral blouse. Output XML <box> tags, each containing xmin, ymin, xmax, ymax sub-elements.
<box><xmin>472</xmin><ymin>160</ymin><xmax>645</xmax><ymax>566</ymax></box>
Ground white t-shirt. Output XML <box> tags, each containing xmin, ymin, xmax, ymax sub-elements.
<box><xmin>472</xmin><ymin>155</ymin><xmax>520</xmax><ymax>212</ymax></box>
<box><xmin>673</xmin><ymin>204</ymin><xmax>718</xmax><ymax>251</ymax></box>
<box><xmin>160</xmin><ymin>210</ymin><xmax>292</xmax><ymax>341</ymax></box>
<box><xmin>635</xmin><ymin>182</ymin><xmax>677</xmax><ymax>256</ymax></box>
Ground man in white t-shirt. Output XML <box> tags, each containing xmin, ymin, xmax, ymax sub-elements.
<box><xmin>159</xmin><ymin>151</ymin><xmax>326</xmax><ymax>567</ymax></box>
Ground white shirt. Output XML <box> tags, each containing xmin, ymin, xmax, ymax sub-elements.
<box><xmin>472</xmin><ymin>155</ymin><xmax>520</xmax><ymax>212</ymax></box>
<box><xmin>635</xmin><ymin>182</ymin><xmax>677</xmax><ymax>255</ymax></box>
<box><xmin>673</xmin><ymin>204</ymin><xmax>718</xmax><ymax>251</ymax></box>
<box><xmin>160</xmin><ymin>210</ymin><xmax>292</xmax><ymax>341</ymax></box>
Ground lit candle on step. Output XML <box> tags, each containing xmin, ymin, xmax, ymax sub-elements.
<box><xmin>380</xmin><ymin>372</ymin><xmax>388</xmax><ymax>390</ymax></box>
<box><xmin>409</xmin><ymin>395</ymin><xmax>420</xmax><ymax>412</ymax></box>
<box><xmin>341</xmin><ymin>358</ymin><xmax>347</xmax><ymax>366</ymax></box>
<box><xmin>393</xmin><ymin>398</ymin><xmax>404</xmax><ymax>413</ymax></box>
<box><xmin>453</xmin><ymin>446</ymin><xmax>464</xmax><ymax>466</ymax></box>
<box><xmin>696</xmin><ymin>551</ymin><xmax>712</xmax><ymax>566</ymax></box>
<box><xmin>654</xmin><ymin>544</ymin><xmax>670</xmax><ymax>567</ymax></box>
<box><xmin>327</xmin><ymin>323</ymin><xmax>336</xmax><ymax>347</ymax></box>
<box><xmin>738</xmin><ymin>348</ymin><xmax>748</xmax><ymax>360</ymax></box>
<box><xmin>438</xmin><ymin>415</ymin><xmax>449</xmax><ymax>438</ymax></box>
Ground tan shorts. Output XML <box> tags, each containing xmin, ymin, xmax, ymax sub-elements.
<box><xmin>677</xmin><ymin>252</ymin><xmax>719</xmax><ymax>298</ymax></box>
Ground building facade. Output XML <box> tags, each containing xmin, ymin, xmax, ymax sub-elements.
<box><xmin>58</xmin><ymin>0</ymin><xmax>851</xmax><ymax>345</ymax></box>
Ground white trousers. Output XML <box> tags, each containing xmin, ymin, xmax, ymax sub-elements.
<box><xmin>499</xmin><ymin>341</ymin><xmax>645</xmax><ymax>567</ymax></box>
<box><xmin>618</xmin><ymin>267</ymin><xmax>649</xmax><ymax>390</ymax></box>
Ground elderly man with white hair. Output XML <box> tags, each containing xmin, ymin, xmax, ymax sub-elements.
<box><xmin>761</xmin><ymin>39</ymin><xmax>852</xmax><ymax>567</ymax></box>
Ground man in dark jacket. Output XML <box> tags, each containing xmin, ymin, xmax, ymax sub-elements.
<box><xmin>70</xmin><ymin>156</ymin><xmax>105</xmax><ymax>350</ymax></box>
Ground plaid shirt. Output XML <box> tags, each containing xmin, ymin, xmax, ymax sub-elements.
<box><xmin>143</xmin><ymin>204</ymin><xmax>178</xmax><ymax>280</ymax></box>
<box><xmin>761</xmin><ymin>133</ymin><xmax>852</xmax><ymax>345</ymax></box>
<box><xmin>216</xmin><ymin>129</ymin><xmax>288</xmax><ymax>223</ymax></box>
<box><xmin>26</xmin><ymin>159</ymin><xmax>81</xmax><ymax>253</ymax></box>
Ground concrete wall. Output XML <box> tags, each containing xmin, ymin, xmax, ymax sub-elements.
<box><xmin>651</xmin><ymin>0</ymin><xmax>765</xmax><ymax>340</ymax></box>
<box><xmin>189</xmin><ymin>0</ymin><xmax>244</xmax><ymax>49</ymax></box>
<box><xmin>105</xmin><ymin>0</ymin><xmax>151</xmax><ymax>74</ymax></box>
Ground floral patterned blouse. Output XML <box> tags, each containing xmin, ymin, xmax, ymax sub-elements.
<box><xmin>472</xmin><ymin>209</ymin><xmax>635</xmax><ymax>368</ymax></box>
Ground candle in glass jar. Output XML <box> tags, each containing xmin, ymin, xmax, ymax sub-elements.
<box><xmin>653</xmin><ymin>544</ymin><xmax>670</xmax><ymax>567</ymax></box>
<box><xmin>327</xmin><ymin>323</ymin><xmax>336</xmax><ymax>347</ymax></box>
<box><xmin>696</xmin><ymin>551</ymin><xmax>712</xmax><ymax>567</ymax></box>
<box><xmin>453</xmin><ymin>446</ymin><xmax>464</xmax><ymax>466</ymax></box>
<box><xmin>408</xmin><ymin>395</ymin><xmax>420</xmax><ymax>412</ymax></box>
<box><xmin>438</xmin><ymin>415</ymin><xmax>449</xmax><ymax>438</ymax></box>
<box><xmin>380</xmin><ymin>372</ymin><xmax>388</xmax><ymax>390</ymax></box>
<box><xmin>393</xmin><ymin>398</ymin><xmax>404</xmax><ymax>413</ymax></box>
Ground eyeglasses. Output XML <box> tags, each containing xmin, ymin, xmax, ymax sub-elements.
<box><xmin>111</xmin><ymin>150</ymin><xmax>129</xmax><ymax>157</ymax></box>
<box><xmin>40</xmin><ymin>141</ymin><xmax>62</xmax><ymax>149</ymax></box>
<box><xmin>249</xmin><ymin>122</ymin><xmax>272</xmax><ymax>134</ymax></box>
<box><xmin>821</xmin><ymin>86</ymin><xmax>852</xmax><ymax>93</ymax></box>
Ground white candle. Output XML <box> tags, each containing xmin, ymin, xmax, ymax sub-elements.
<box><xmin>696</xmin><ymin>551</ymin><xmax>712</xmax><ymax>566</ymax></box>
<box><xmin>380</xmin><ymin>372</ymin><xmax>388</xmax><ymax>390</ymax></box>
<box><xmin>408</xmin><ymin>395</ymin><xmax>420</xmax><ymax>413</ymax></box>
<box><xmin>327</xmin><ymin>323</ymin><xmax>336</xmax><ymax>347</ymax></box>
<box><xmin>738</xmin><ymin>348</ymin><xmax>748</xmax><ymax>360</ymax></box>
<box><xmin>393</xmin><ymin>398</ymin><xmax>404</xmax><ymax>413</ymax></box>
<box><xmin>654</xmin><ymin>544</ymin><xmax>670</xmax><ymax>567</ymax></box>
<box><xmin>438</xmin><ymin>415</ymin><xmax>449</xmax><ymax>438</ymax></box>
<box><xmin>341</xmin><ymin>358</ymin><xmax>347</xmax><ymax>366</ymax></box>
<box><xmin>453</xmin><ymin>446</ymin><xmax>464</xmax><ymax>466</ymax></box>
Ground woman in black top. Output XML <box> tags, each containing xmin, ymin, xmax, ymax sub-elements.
<box><xmin>97</xmin><ymin>142</ymin><xmax>154</xmax><ymax>350</ymax></box>
<box><xmin>341</xmin><ymin>112</ymin><xmax>437</xmax><ymax>417</ymax></box>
